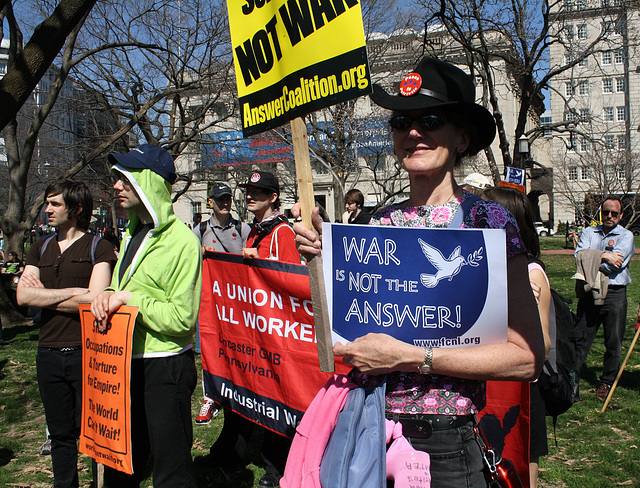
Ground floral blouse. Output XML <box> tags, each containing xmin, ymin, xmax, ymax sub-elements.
<box><xmin>352</xmin><ymin>190</ymin><xmax>525</xmax><ymax>415</ymax></box>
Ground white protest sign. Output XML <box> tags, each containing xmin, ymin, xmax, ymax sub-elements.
<box><xmin>322</xmin><ymin>224</ymin><xmax>508</xmax><ymax>347</ymax></box>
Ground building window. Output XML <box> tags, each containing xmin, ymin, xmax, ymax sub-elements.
<box><xmin>565</xmin><ymin>110</ymin><xmax>579</xmax><ymax>123</ymax></box>
<box><xmin>577</xmin><ymin>24</ymin><xmax>588</xmax><ymax>39</ymax></box>
<box><xmin>564</xmin><ymin>53</ymin><xmax>573</xmax><ymax>65</ymax></box>
<box><xmin>191</xmin><ymin>202</ymin><xmax>202</xmax><ymax>214</ymax></box>
<box><xmin>578</xmin><ymin>80</ymin><xmax>589</xmax><ymax>95</ymax></box>
<box><xmin>580</xmin><ymin>137</ymin><xmax>590</xmax><ymax>152</ymax></box>
<box><xmin>580</xmin><ymin>166</ymin><xmax>591</xmax><ymax>180</ymax></box>
<box><xmin>617</xmin><ymin>106</ymin><xmax>627</xmax><ymax>121</ymax></box>
<box><xmin>602</xmin><ymin>51</ymin><xmax>612</xmax><ymax>65</ymax></box>
<box><xmin>617</xmin><ymin>166</ymin><xmax>626</xmax><ymax>179</ymax></box>
<box><xmin>616</xmin><ymin>77</ymin><xmax>626</xmax><ymax>92</ymax></box>
<box><xmin>603</xmin><ymin>78</ymin><xmax>613</xmax><ymax>93</ymax></box>
<box><xmin>618</xmin><ymin>134</ymin><xmax>627</xmax><ymax>150</ymax></box>
<box><xmin>605</xmin><ymin>135</ymin><xmax>616</xmax><ymax>149</ymax></box>
<box><xmin>604</xmin><ymin>107</ymin><xmax>614</xmax><ymax>121</ymax></box>
<box><xmin>565</xmin><ymin>82</ymin><xmax>575</xmax><ymax>96</ymax></box>
<box><xmin>564</xmin><ymin>25</ymin><xmax>574</xmax><ymax>40</ymax></box>
<box><xmin>579</xmin><ymin>108</ymin><xmax>591</xmax><ymax>122</ymax></box>
<box><xmin>578</xmin><ymin>56</ymin><xmax>588</xmax><ymax>67</ymax></box>
<box><xmin>541</xmin><ymin>116</ymin><xmax>553</xmax><ymax>137</ymax></box>
<box><xmin>614</xmin><ymin>49</ymin><xmax>624</xmax><ymax>64</ymax></box>
<box><xmin>569</xmin><ymin>167</ymin><xmax>578</xmax><ymax>180</ymax></box>
<box><xmin>615</xmin><ymin>21</ymin><xmax>624</xmax><ymax>35</ymax></box>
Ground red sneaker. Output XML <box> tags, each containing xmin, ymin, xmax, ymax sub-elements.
<box><xmin>195</xmin><ymin>400</ymin><xmax>218</xmax><ymax>424</ymax></box>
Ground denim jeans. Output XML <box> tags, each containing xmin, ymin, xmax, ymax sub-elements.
<box><xmin>575</xmin><ymin>286</ymin><xmax>628</xmax><ymax>385</ymax></box>
<box><xmin>103</xmin><ymin>350</ymin><xmax>197</xmax><ymax>488</ymax></box>
<box><xmin>36</xmin><ymin>347</ymin><xmax>83</xmax><ymax>488</ymax></box>
<box><xmin>399</xmin><ymin>423</ymin><xmax>486</xmax><ymax>487</ymax></box>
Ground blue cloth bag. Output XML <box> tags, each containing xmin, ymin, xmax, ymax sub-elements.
<box><xmin>319</xmin><ymin>378</ymin><xmax>386</xmax><ymax>488</ymax></box>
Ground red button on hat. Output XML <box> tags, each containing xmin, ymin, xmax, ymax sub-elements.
<box><xmin>250</xmin><ymin>172</ymin><xmax>261</xmax><ymax>183</ymax></box>
<box><xmin>399</xmin><ymin>73</ymin><xmax>422</xmax><ymax>97</ymax></box>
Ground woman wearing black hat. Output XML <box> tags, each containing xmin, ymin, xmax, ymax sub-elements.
<box><xmin>294</xmin><ymin>57</ymin><xmax>544</xmax><ymax>487</ymax></box>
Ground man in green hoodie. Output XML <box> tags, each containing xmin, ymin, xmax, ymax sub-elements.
<box><xmin>91</xmin><ymin>144</ymin><xmax>202</xmax><ymax>487</ymax></box>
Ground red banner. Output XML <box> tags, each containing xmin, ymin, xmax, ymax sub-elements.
<box><xmin>79</xmin><ymin>304</ymin><xmax>138</xmax><ymax>474</ymax></box>
<box><xmin>200</xmin><ymin>252</ymin><xmax>348</xmax><ymax>437</ymax></box>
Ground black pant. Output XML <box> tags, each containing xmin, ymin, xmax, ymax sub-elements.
<box><xmin>37</xmin><ymin>347</ymin><xmax>83</xmax><ymax>488</ymax></box>
<box><xmin>103</xmin><ymin>351</ymin><xmax>197</xmax><ymax>488</ymax></box>
<box><xmin>209</xmin><ymin>409</ymin><xmax>292</xmax><ymax>476</ymax></box>
<box><xmin>575</xmin><ymin>286</ymin><xmax>628</xmax><ymax>385</ymax></box>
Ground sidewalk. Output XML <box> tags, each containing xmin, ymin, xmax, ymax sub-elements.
<box><xmin>541</xmin><ymin>248</ymin><xmax>640</xmax><ymax>255</ymax></box>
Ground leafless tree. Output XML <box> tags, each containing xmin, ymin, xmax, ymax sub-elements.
<box><xmin>415</xmin><ymin>0</ymin><xmax>617</xmax><ymax>171</ymax></box>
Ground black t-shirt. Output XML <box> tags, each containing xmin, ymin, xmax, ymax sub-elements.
<box><xmin>26</xmin><ymin>233</ymin><xmax>117</xmax><ymax>347</ymax></box>
<box><xmin>348</xmin><ymin>209</ymin><xmax>371</xmax><ymax>225</ymax></box>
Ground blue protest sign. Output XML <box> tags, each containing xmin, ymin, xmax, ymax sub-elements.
<box><xmin>322</xmin><ymin>224</ymin><xmax>508</xmax><ymax>348</ymax></box>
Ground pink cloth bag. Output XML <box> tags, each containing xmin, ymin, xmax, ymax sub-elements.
<box><xmin>385</xmin><ymin>419</ymin><xmax>431</xmax><ymax>488</ymax></box>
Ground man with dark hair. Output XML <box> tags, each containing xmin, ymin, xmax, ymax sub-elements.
<box><xmin>90</xmin><ymin>144</ymin><xmax>202</xmax><ymax>487</ymax></box>
<box><xmin>343</xmin><ymin>188</ymin><xmax>371</xmax><ymax>225</ymax></box>
<box><xmin>17</xmin><ymin>180</ymin><xmax>116</xmax><ymax>488</ymax></box>
<box><xmin>574</xmin><ymin>197</ymin><xmax>634</xmax><ymax>400</ymax></box>
<box><xmin>193</xmin><ymin>182</ymin><xmax>251</xmax><ymax>424</ymax></box>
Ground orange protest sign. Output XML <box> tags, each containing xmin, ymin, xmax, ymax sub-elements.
<box><xmin>78</xmin><ymin>304</ymin><xmax>138</xmax><ymax>474</ymax></box>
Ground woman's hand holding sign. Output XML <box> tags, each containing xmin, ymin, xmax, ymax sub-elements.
<box><xmin>334</xmin><ymin>333</ymin><xmax>424</xmax><ymax>375</ymax></box>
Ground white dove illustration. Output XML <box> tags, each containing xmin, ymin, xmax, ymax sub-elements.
<box><xmin>418</xmin><ymin>238</ymin><xmax>467</xmax><ymax>288</ymax></box>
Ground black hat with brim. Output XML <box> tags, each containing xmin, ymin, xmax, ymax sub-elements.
<box><xmin>238</xmin><ymin>171</ymin><xmax>279</xmax><ymax>196</ymax></box>
<box><xmin>370</xmin><ymin>57</ymin><xmax>496</xmax><ymax>155</ymax></box>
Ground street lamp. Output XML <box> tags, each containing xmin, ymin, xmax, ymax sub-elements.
<box><xmin>517</xmin><ymin>134</ymin><xmax>530</xmax><ymax>169</ymax></box>
<box><xmin>518</xmin><ymin>134</ymin><xmax>530</xmax><ymax>156</ymax></box>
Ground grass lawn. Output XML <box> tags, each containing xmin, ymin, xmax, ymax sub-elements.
<box><xmin>2</xmin><ymin>249</ymin><xmax>640</xmax><ymax>486</ymax></box>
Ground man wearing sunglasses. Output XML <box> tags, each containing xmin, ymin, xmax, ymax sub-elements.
<box><xmin>574</xmin><ymin>197</ymin><xmax>635</xmax><ymax>401</ymax></box>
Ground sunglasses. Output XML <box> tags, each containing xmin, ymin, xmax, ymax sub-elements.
<box><xmin>602</xmin><ymin>210</ymin><xmax>619</xmax><ymax>217</ymax></box>
<box><xmin>388</xmin><ymin>115</ymin><xmax>447</xmax><ymax>131</ymax></box>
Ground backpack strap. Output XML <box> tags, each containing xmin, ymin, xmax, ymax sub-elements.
<box><xmin>199</xmin><ymin>220</ymin><xmax>208</xmax><ymax>239</ymax></box>
<box><xmin>39</xmin><ymin>234</ymin><xmax>57</xmax><ymax>259</ymax></box>
<box><xmin>40</xmin><ymin>233</ymin><xmax>101</xmax><ymax>265</ymax></box>
<box><xmin>90</xmin><ymin>235</ymin><xmax>101</xmax><ymax>265</ymax></box>
<box><xmin>449</xmin><ymin>194</ymin><xmax>481</xmax><ymax>228</ymax></box>
<box><xmin>251</xmin><ymin>214</ymin><xmax>290</xmax><ymax>250</ymax></box>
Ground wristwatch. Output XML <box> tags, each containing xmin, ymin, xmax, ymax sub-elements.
<box><xmin>418</xmin><ymin>347</ymin><xmax>433</xmax><ymax>374</ymax></box>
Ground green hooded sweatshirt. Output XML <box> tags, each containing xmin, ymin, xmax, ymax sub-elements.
<box><xmin>109</xmin><ymin>164</ymin><xmax>202</xmax><ymax>358</ymax></box>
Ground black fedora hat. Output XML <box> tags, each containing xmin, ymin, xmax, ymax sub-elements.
<box><xmin>370</xmin><ymin>57</ymin><xmax>496</xmax><ymax>155</ymax></box>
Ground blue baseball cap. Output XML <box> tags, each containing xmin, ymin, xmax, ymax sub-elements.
<box><xmin>108</xmin><ymin>144</ymin><xmax>177</xmax><ymax>184</ymax></box>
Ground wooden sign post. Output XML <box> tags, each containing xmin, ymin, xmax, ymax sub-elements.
<box><xmin>290</xmin><ymin>117</ymin><xmax>334</xmax><ymax>372</ymax></box>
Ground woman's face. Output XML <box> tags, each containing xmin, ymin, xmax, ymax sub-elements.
<box><xmin>392</xmin><ymin>110</ymin><xmax>470</xmax><ymax>177</ymax></box>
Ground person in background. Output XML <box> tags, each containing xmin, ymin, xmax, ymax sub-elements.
<box><xmin>192</xmin><ymin>182</ymin><xmax>250</xmax><ymax>430</ymax></box>
<box><xmin>482</xmin><ymin>186</ymin><xmax>552</xmax><ymax>488</ymax></box>
<box><xmin>236</xmin><ymin>170</ymin><xmax>299</xmax><ymax>487</ymax></box>
<box><xmin>461</xmin><ymin>172</ymin><xmax>493</xmax><ymax>195</ymax></box>
<box><xmin>294</xmin><ymin>56</ymin><xmax>544</xmax><ymax>486</ymax></box>
<box><xmin>342</xmin><ymin>188</ymin><xmax>371</xmax><ymax>225</ymax></box>
<box><xmin>574</xmin><ymin>197</ymin><xmax>634</xmax><ymax>401</ymax></box>
<box><xmin>90</xmin><ymin>144</ymin><xmax>202</xmax><ymax>487</ymax></box>
<box><xmin>193</xmin><ymin>212</ymin><xmax>202</xmax><ymax>229</ymax></box>
<box><xmin>16</xmin><ymin>180</ymin><xmax>116</xmax><ymax>488</ymax></box>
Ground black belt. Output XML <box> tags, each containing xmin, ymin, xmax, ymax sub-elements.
<box><xmin>43</xmin><ymin>346</ymin><xmax>81</xmax><ymax>352</ymax></box>
<box><xmin>385</xmin><ymin>413</ymin><xmax>475</xmax><ymax>438</ymax></box>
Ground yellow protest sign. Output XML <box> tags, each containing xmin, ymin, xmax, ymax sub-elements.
<box><xmin>79</xmin><ymin>304</ymin><xmax>138</xmax><ymax>475</ymax></box>
<box><xmin>227</xmin><ymin>0</ymin><xmax>371</xmax><ymax>136</ymax></box>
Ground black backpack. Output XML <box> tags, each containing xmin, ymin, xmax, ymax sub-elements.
<box><xmin>529</xmin><ymin>257</ymin><xmax>581</xmax><ymax>423</ymax></box>
<box><xmin>539</xmin><ymin>288</ymin><xmax>580</xmax><ymax>418</ymax></box>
